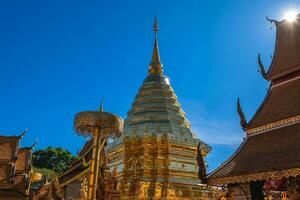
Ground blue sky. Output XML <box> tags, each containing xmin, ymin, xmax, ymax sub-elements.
<box><xmin>0</xmin><ymin>0</ymin><xmax>299</xmax><ymax>171</ymax></box>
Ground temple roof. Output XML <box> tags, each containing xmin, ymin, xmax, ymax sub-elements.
<box><xmin>59</xmin><ymin>140</ymin><xmax>93</xmax><ymax>186</ymax></box>
<box><xmin>0</xmin><ymin>135</ymin><xmax>22</xmax><ymax>183</ymax></box>
<box><xmin>246</xmin><ymin>76</ymin><xmax>300</xmax><ymax>130</ymax></box>
<box><xmin>0</xmin><ymin>135</ymin><xmax>21</xmax><ymax>162</ymax></box>
<box><xmin>15</xmin><ymin>148</ymin><xmax>32</xmax><ymax>173</ymax></box>
<box><xmin>209</xmin><ymin>14</ymin><xmax>300</xmax><ymax>186</ymax></box>
<box><xmin>78</xmin><ymin>139</ymin><xmax>93</xmax><ymax>158</ymax></box>
<box><xmin>13</xmin><ymin>174</ymin><xmax>29</xmax><ymax>189</ymax></box>
<box><xmin>0</xmin><ymin>132</ymin><xmax>32</xmax><ymax>195</ymax></box>
<box><xmin>59</xmin><ymin>159</ymin><xmax>89</xmax><ymax>186</ymax></box>
<box><xmin>0</xmin><ymin>164</ymin><xmax>14</xmax><ymax>182</ymax></box>
<box><xmin>207</xmin><ymin>123</ymin><xmax>300</xmax><ymax>185</ymax></box>
<box><xmin>243</xmin><ymin>14</ymin><xmax>300</xmax><ymax>132</ymax></box>
<box><xmin>264</xmin><ymin>14</ymin><xmax>300</xmax><ymax>80</ymax></box>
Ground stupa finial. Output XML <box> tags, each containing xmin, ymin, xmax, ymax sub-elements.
<box><xmin>153</xmin><ymin>14</ymin><xmax>159</xmax><ymax>33</ymax></box>
<box><xmin>149</xmin><ymin>14</ymin><xmax>163</xmax><ymax>74</ymax></box>
<box><xmin>99</xmin><ymin>99</ymin><xmax>104</xmax><ymax>112</ymax></box>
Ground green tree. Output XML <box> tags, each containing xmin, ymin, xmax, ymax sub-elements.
<box><xmin>32</xmin><ymin>147</ymin><xmax>76</xmax><ymax>175</ymax></box>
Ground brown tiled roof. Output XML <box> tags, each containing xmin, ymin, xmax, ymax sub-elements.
<box><xmin>13</xmin><ymin>174</ymin><xmax>28</xmax><ymax>189</ymax></box>
<box><xmin>207</xmin><ymin>123</ymin><xmax>300</xmax><ymax>184</ymax></box>
<box><xmin>59</xmin><ymin>140</ymin><xmax>93</xmax><ymax>185</ymax></box>
<box><xmin>78</xmin><ymin>139</ymin><xmax>93</xmax><ymax>158</ymax></box>
<box><xmin>0</xmin><ymin>164</ymin><xmax>14</xmax><ymax>182</ymax></box>
<box><xmin>267</xmin><ymin>16</ymin><xmax>300</xmax><ymax>79</ymax></box>
<box><xmin>0</xmin><ymin>133</ymin><xmax>32</xmax><ymax>196</ymax></box>
<box><xmin>15</xmin><ymin>148</ymin><xmax>31</xmax><ymax>173</ymax></box>
<box><xmin>0</xmin><ymin>136</ymin><xmax>20</xmax><ymax>161</ymax></box>
<box><xmin>246</xmin><ymin>77</ymin><xmax>300</xmax><ymax>129</ymax></box>
<box><xmin>59</xmin><ymin>160</ymin><xmax>89</xmax><ymax>186</ymax></box>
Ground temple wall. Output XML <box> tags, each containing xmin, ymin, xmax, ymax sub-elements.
<box><xmin>65</xmin><ymin>180</ymin><xmax>82</xmax><ymax>200</ymax></box>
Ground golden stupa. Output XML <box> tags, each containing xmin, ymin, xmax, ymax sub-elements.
<box><xmin>106</xmin><ymin>16</ymin><xmax>209</xmax><ymax>199</ymax></box>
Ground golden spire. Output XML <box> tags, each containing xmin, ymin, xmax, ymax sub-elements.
<box><xmin>149</xmin><ymin>15</ymin><xmax>163</xmax><ymax>74</ymax></box>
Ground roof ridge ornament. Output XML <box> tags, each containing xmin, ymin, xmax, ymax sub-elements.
<box><xmin>149</xmin><ymin>15</ymin><xmax>163</xmax><ymax>74</ymax></box>
<box><xmin>17</xmin><ymin>128</ymin><xmax>27</xmax><ymax>139</ymax></box>
<box><xmin>30</xmin><ymin>140</ymin><xmax>38</xmax><ymax>149</ymax></box>
<box><xmin>237</xmin><ymin>98</ymin><xmax>247</xmax><ymax>130</ymax></box>
<box><xmin>22</xmin><ymin>140</ymin><xmax>38</xmax><ymax>150</ymax></box>
<box><xmin>258</xmin><ymin>54</ymin><xmax>267</xmax><ymax>80</ymax></box>
<box><xmin>266</xmin><ymin>16</ymin><xmax>279</xmax><ymax>25</ymax></box>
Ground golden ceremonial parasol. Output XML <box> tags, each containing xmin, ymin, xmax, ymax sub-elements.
<box><xmin>74</xmin><ymin>103</ymin><xmax>123</xmax><ymax>200</ymax></box>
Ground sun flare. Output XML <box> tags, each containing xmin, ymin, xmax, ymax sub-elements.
<box><xmin>283</xmin><ymin>10</ymin><xmax>298</xmax><ymax>22</ymax></box>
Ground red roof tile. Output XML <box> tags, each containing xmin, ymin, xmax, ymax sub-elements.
<box><xmin>267</xmin><ymin>16</ymin><xmax>300</xmax><ymax>79</ymax></box>
<box><xmin>207</xmin><ymin>123</ymin><xmax>300</xmax><ymax>184</ymax></box>
<box><xmin>13</xmin><ymin>174</ymin><xmax>28</xmax><ymax>189</ymax></box>
<box><xmin>0</xmin><ymin>164</ymin><xmax>14</xmax><ymax>182</ymax></box>
<box><xmin>0</xmin><ymin>134</ymin><xmax>32</xmax><ymax>195</ymax></box>
<box><xmin>246</xmin><ymin>77</ymin><xmax>300</xmax><ymax>129</ymax></box>
<box><xmin>15</xmin><ymin>148</ymin><xmax>31</xmax><ymax>173</ymax></box>
<box><xmin>78</xmin><ymin>139</ymin><xmax>93</xmax><ymax>157</ymax></box>
<box><xmin>59</xmin><ymin>140</ymin><xmax>93</xmax><ymax>185</ymax></box>
<box><xmin>59</xmin><ymin>160</ymin><xmax>89</xmax><ymax>185</ymax></box>
<box><xmin>0</xmin><ymin>136</ymin><xmax>20</xmax><ymax>161</ymax></box>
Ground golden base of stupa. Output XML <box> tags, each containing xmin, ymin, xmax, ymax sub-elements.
<box><xmin>111</xmin><ymin>136</ymin><xmax>210</xmax><ymax>200</ymax></box>
<box><xmin>120</xmin><ymin>181</ymin><xmax>211</xmax><ymax>199</ymax></box>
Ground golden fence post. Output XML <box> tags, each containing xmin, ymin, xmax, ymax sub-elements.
<box><xmin>88</xmin><ymin>128</ymin><xmax>99</xmax><ymax>200</ymax></box>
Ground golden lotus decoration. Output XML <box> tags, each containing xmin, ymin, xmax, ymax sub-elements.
<box><xmin>74</xmin><ymin>109</ymin><xmax>123</xmax><ymax>200</ymax></box>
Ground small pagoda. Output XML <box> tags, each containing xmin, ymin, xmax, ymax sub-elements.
<box><xmin>0</xmin><ymin>131</ymin><xmax>35</xmax><ymax>200</ymax></box>
<box><xmin>207</xmin><ymin>14</ymin><xmax>300</xmax><ymax>199</ymax></box>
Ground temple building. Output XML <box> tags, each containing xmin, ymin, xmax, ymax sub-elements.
<box><xmin>207</xmin><ymin>14</ymin><xmax>300</xmax><ymax>199</ymax></box>
<box><xmin>107</xmin><ymin>17</ymin><xmax>210</xmax><ymax>199</ymax></box>
<box><xmin>0</xmin><ymin>131</ymin><xmax>35</xmax><ymax>200</ymax></box>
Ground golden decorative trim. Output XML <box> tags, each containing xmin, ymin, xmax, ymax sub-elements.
<box><xmin>208</xmin><ymin>167</ymin><xmax>300</xmax><ymax>186</ymax></box>
<box><xmin>246</xmin><ymin>114</ymin><xmax>300</xmax><ymax>135</ymax></box>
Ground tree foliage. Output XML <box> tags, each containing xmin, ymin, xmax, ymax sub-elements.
<box><xmin>32</xmin><ymin>147</ymin><xmax>76</xmax><ymax>175</ymax></box>
<box><xmin>33</xmin><ymin>167</ymin><xmax>56</xmax><ymax>180</ymax></box>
